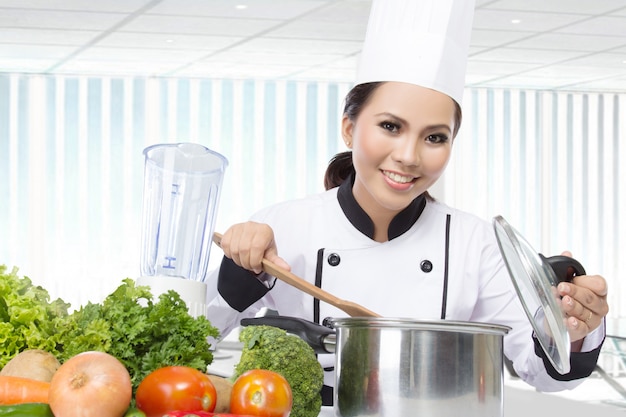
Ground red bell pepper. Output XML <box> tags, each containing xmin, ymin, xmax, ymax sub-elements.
<box><xmin>164</xmin><ymin>412</ymin><xmax>256</xmax><ymax>417</ymax></box>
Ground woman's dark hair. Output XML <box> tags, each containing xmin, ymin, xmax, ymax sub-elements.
<box><xmin>324</xmin><ymin>82</ymin><xmax>463</xmax><ymax>191</ymax></box>
<box><xmin>324</xmin><ymin>151</ymin><xmax>355</xmax><ymax>190</ymax></box>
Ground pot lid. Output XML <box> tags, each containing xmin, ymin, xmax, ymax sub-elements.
<box><xmin>493</xmin><ymin>215</ymin><xmax>585</xmax><ymax>375</ymax></box>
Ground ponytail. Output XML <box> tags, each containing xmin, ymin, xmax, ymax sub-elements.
<box><xmin>324</xmin><ymin>151</ymin><xmax>354</xmax><ymax>190</ymax></box>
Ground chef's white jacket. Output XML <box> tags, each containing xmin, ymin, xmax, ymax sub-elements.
<box><xmin>206</xmin><ymin>178</ymin><xmax>605</xmax><ymax>392</ymax></box>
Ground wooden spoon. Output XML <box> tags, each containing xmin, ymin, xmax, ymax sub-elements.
<box><xmin>213</xmin><ymin>232</ymin><xmax>381</xmax><ymax>318</ymax></box>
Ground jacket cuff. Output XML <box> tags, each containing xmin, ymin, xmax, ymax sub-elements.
<box><xmin>533</xmin><ymin>333</ymin><xmax>604</xmax><ymax>381</ymax></box>
<box><xmin>217</xmin><ymin>256</ymin><xmax>271</xmax><ymax>312</ymax></box>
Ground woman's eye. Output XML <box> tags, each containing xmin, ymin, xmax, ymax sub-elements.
<box><xmin>426</xmin><ymin>134</ymin><xmax>449</xmax><ymax>144</ymax></box>
<box><xmin>380</xmin><ymin>121</ymin><xmax>399</xmax><ymax>132</ymax></box>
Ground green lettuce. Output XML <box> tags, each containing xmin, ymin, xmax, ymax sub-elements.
<box><xmin>0</xmin><ymin>265</ymin><xmax>70</xmax><ymax>367</ymax></box>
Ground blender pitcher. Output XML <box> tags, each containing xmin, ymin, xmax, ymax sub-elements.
<box><xmin>137</xmin><ymin>143</ymin><xmax>228</xmax><ymax>316</ymax></box>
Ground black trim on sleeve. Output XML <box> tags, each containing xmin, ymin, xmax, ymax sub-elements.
<box><xmin>217</xmin><ymin>256</ymin><xmax>270</xmax><ymax>312</ymax></box>
<box><xmin>533</xmin><ymin>334</ymin><xmax>604</xmax><ymax>381</ymax></box>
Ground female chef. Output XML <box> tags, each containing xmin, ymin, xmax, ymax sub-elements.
<box><xmin>205</xmin><ymin>0</ymin><xmax>608</xmax><ymax>400</ymax></box>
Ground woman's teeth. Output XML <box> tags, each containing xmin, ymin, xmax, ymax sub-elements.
<box><xmin>384</xmin><ymin>171</ymin><xmax>414</xmax><ymax>184</ymax></box>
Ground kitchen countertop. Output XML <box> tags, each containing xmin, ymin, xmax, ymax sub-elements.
<box><xmin>317</xmin><ymin>407</ymin><xmax>334</xmax><ymax>416</ymax></box>
<box><xmin>282</xmin><ymin>393</ymin><xmax>626</xmax><ymax>417</ymax></box>
<box><xmin>316</xmin><ymin>389</ymin><xmax>626</xmax><ymax>417</ymax></box>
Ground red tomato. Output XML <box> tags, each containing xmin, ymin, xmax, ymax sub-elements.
<box><xmin>230</xmin><ymin>369</ymin><xmax>293</xmax><ymax>417</ymax></box>
<box><xmin>135</xmin><ymin>366</ymin><xmax>217</xmax><ymax>417</ymax></box>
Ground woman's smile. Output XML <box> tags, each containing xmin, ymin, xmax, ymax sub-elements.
<box><xmin>381</xmin><ymin>169</ymin><xmax>417</xmax><ymax>190</ymax></box>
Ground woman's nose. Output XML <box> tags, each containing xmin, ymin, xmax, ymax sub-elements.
<box><xmin>392</xmin><ymin>137</ymin><xmax>420</xmax><ymax>166</ymax></box>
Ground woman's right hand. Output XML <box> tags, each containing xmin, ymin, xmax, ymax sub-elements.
<box><xmin>220</xmin><ymin>221</ymin><xmax>291</xmax><ymax>275</ymax></box>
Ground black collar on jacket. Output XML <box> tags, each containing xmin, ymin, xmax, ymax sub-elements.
<box><xmin>336</xmin><ymin>173</ymin><xmax>427</xmax><ymax>240</ymax></box>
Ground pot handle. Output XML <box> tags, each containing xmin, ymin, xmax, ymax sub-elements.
<box><xmin>540</xmin><ymin>254</ymin><xmax>587</xmax><ymax>283</ymax></box>
<box><xmin>240</xmin><ymin>316</ymin><xmax>336</xmax><ymax>354</ymax></box>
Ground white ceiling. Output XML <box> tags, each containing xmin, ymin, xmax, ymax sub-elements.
<box><xmin>1</xmin><ymin>0</ymin><xmax>626</xmax><ymax>92</ymax></box>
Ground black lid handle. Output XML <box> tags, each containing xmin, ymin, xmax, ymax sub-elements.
<box><xmin>540</xmin><ymin>254</ymin><xmax>586</xmax><ymax>283</ymax></box>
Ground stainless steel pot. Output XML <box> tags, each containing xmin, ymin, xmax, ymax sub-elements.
<box><xmin>331</xmin><ymin>317</ymin><xmax>509</xmax><ymax>417</ymax></box>
<box><xmin>241</xmin><ymin>316</ymin><xmax>510</xmax><ymax>417</ymax></box>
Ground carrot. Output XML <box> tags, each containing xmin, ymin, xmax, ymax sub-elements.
<box><xmin>0</xmin><ymin>375</ymin><xmax>50</xmax><ymax>405</ymax></box>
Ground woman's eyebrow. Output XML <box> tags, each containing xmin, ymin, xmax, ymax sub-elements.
<box><xmin>374</xmin><ymin>112</ymin><xmax>407</xmax><ymax>125</ymax></box>
<box><xmin>424</xmin><ymin>124</ymin><xmax>452</xmax><ymax>134</ymax></box>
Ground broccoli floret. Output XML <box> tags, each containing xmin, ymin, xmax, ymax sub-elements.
<box><xmin>233</xmin><ymin>325</ymin><xmax>324</xmax><ymax>417</ymax></box>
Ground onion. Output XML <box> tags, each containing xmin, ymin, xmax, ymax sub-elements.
<box><xmin>49</xmin><ymin>351</ymin><xmax>132</xmax><ymax>417</ymax></box>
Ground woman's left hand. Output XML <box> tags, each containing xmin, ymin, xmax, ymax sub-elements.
<box><xmin>557</xmin><ymin>252</ymin><xmax>609</xmax><ymax>345</ymax></box>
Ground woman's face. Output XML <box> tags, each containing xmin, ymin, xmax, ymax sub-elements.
<box><xmin>342</xmin><ymin>82</ymin><xmax>457</xmax><ymax>216</ymax></box>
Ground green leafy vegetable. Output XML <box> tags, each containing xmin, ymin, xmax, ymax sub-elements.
<box><xmin>0</xmin><ymin>265</ymin><xmax>70</xmax><ymax>368</ymax></box>
<box><xmin>56</xmin><ymin>278</ymin><xmax>220</xmax><ymax>392</ymax></box>
<box><xmin>234</xmin><ymin>325</ymin><xmax>324</xmax><ymax>417</ymax></box>
<box><xmin>0</xmin><ymin>266</ymin><xmax>220</xmax><ymax>394</ymax></box>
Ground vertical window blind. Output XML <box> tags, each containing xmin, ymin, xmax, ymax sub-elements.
<box><xmin>445</xmin><ymin>88</ymin><xmax>623</xmax><ymax>322</ymax></box>
<box><xmin>0</xmin><ymin>74</ymin><xmax>622</xmax><ymax>327</ymax></box>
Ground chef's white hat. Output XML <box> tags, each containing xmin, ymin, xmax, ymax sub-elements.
<box><xmin>356</xmin><ymin>0</ymin><xmax>476</xmax><ymax>106</ymax></box>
